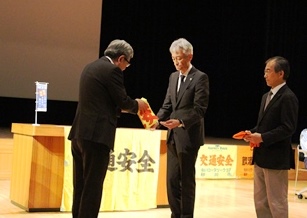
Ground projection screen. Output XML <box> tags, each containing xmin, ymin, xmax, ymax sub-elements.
<box><xmin>0</xmin><ymin>0</ymin><xmax>102</xmax><ymax>101</ymax></box>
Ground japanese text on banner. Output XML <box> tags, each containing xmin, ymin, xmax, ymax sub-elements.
<box><xmin>35</xmin><ymin>82</ymin><xmax>48</xmax><ymax>112</ymax></box>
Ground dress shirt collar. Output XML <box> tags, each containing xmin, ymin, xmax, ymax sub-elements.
<box><xmin>105</xmin><ymin>56</ymin><xmax>114</xmax><ymax>64</ymax></box>
<box><xmin>180</xmin><ymin>64</ymin><xmax>192</xmax><ymax>77</ymax></box>
<box><xmin>270</xmin><ymin>82</ymin><xmax>286</xmax><ymax>97</ymax></box>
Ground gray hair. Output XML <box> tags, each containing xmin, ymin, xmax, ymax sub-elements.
<box><xmin>265</xmin><ymin>56</ymin><xmax>290</xmax><ymax>80</ymax></box>
<box><xmin>104</xmin><ymin>39</ymin><xmax>134</xmax><ymax>60</ymax></box>
<box><xmin>169</xmin><ymin>38</ymin><xmax>193</xmax><ymax>55</ymax></box>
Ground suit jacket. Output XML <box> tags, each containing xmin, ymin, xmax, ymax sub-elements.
<box><xmin>68</xmin><ymin>56</ymin><xmax>138</xmax><ymax>150</ymax></box>
<box><xmin>251</xmin><ymin>84</ymin><xmax>298</xmax><ymax>169</ymax></box>
<box><xmin>157</xmin><ymin>66</ymin><xmax>209</xmax><ymax>149</ymax></box>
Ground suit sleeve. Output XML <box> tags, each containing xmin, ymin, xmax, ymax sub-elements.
<box><xmin>180</xmin><ymin>73</ymin><xmax>209</xmax><ymax>128</ymax></box>
<box><xmin>107</xmin><ymin>68</ymin><xmax>138</xmax><ymax>114</ymax></box>
<box><xmin>157</xmin><ymin>75</ymin><xmax>173</xmax><ymax>121</ymax></box>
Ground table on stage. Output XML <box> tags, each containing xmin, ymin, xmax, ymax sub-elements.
<box><xmin>10</xmin><ymin>123</ymin><xmax>254</xmax><ymax>212</ymax></box>
<box><xmin>10</xmin><ymin>123</ymin><xmax>168</xmax><ymax>212</ymax></box>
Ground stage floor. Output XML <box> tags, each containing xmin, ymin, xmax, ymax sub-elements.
<box><xmin>1</xmin><ymin>179</ymin><xmax>307</xmax><ymax>218</ymax></box>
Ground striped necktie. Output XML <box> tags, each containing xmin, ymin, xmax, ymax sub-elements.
<box><xmin>264</xmin><ymin>91</ymin><xmax>273</xmax><ymax>110</ymax></box>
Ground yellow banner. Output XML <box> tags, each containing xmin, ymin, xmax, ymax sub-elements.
<box><xmin>196</xmin><ymin>144</ymin><xmax>254</xmax><ymax>179</ymax></box>
<box><xmin>236</xmin><ymin>146</ymin><xmax>254</xmax><ymax>179</ymax></box>
<box><xmin>61</xmin><ymin>127</ymin><xmax>161</xmax><ymax>211</ymax></box>
<box><xmin>196</xmin><ymin>144</ymin><xmax>237</xmax><ymax>179</ymax></box>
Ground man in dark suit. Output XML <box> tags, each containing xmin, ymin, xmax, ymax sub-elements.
<box><xmin>245</xmin><ymin>56</ymin><xmax>299</xmax><ymax>218</ymax></box>
<box><xmin>68</xmin><ymin>39</ymin><xmax>147</xmax><ymax>218</ymax></box>
<box><xmin>155</xmin><ymin>38</ymin><xmax>209</xmax><ymax>218</ymax></box>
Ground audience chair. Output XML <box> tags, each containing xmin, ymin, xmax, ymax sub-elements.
<box><xmin>295</xmin><ymin>128</ymin><xmax>307</xmax><ymax>199</ymax></box>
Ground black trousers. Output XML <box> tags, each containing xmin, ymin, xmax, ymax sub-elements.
<box><xmin>167</xmin><ymin>139</ymin><xmax>199</xmax><ymax>218</ymax></box>
<box><xmin>71</xmin><ymin>139</ymin><xmax>110</xmax><ymax>218</ymax></box>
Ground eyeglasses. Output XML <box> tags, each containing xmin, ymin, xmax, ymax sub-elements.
<box><xmin>124</xmin><ymin>57</ymin><xmax>131</xmax><ymax>67</ymax></box>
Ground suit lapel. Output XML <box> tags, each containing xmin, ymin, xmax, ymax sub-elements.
<box><xmin>258</xmin><ymin>85</ymin><xmax>287</xmax><ymax>121</ymax></box>
<box><xmin>171</xmin><ymin>72</ymin><xmax>179</xmax><ymax>104</ymax></box>
<box><xmin>175</xmin><ymin>67</ymin><xmax>196</xmax><ymax>105</ymax></box>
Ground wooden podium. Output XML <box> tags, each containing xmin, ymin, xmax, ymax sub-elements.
<box><xmin>10</xmin><ymin>123</ymin><xmax>65</xmax><ymax>211</ymax></box>
<box><xmin>10</xmin><ymin>123</ymin><xmax>168</xmax><ymax>212</ymax></box>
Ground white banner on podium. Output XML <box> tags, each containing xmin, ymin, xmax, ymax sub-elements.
<box><xmin>34</xmin><ymin>81</ymin><xmax>48</xmax><ymax>125</ymax></box>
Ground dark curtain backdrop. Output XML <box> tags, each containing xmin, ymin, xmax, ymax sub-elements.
<box><xmin>99</xmin><ymin>0</ymin><xmax>307</xmax><ymax>142</ymax></box>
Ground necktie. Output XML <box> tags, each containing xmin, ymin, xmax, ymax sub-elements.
<box><xmin>264</xmin><ymin>91</ymin><xmax>273</xmax><ymax>110</ymax></box>
<box><xmin>177</xmin><ymin>75</ymin><xmax>185</xmax><ymax>92</ymax></box>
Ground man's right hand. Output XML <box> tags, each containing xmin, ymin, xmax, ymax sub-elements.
<box><xmin>136</xmin><ymin>98</ymin><xmax>148</xmax><ymax>114</ymax></box>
